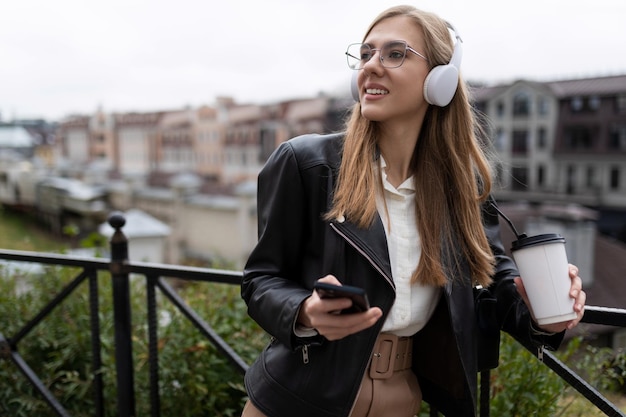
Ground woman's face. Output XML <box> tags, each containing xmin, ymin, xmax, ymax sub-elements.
<box><xmin>357</xmin><ymin>15</ymin><xmax>430</xmax><ymax>125</ymax></box>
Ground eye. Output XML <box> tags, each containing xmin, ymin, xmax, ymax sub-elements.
<box><xmin>386</xmin><ymin>49</ymin><xmax>405</xmax><ymax>60</ymax></box>
<box><xmin>359</xmin><ymin>46</ymin><xmax>373</xmax><ymax>61</ymax></box>
<box><xmin>383</xmin><ymin>42</ymin><xmax>407</xmax><ymax>62</ymax></box>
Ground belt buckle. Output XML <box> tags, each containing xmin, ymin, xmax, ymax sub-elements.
<box><xmin>370</xmin><ymin>333</ymin><xmax>398</xmax><ymax>380</ymax></box>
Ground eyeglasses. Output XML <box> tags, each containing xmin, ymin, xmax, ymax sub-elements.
<box><xmin>345</xmin><ymin>40</ymin><xmax>428</xmax><ymax>70</ymax></box>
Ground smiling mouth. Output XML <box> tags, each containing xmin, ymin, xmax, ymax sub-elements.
<box><xmin>365</xmin><ymin>88</ymin><xmax>389</xmax><ymax>95</ymax></box>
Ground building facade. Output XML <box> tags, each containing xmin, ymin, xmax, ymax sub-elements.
<box><xmin>473</xmin><ymin>75</ymin><xmax>626</xmax><ymax>209</ymax></box>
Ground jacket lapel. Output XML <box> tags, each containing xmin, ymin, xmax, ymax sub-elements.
<box><xmin>330</xmin><ymin>214</ymin><xmax>394</xmax><ymax>289</ymax></box>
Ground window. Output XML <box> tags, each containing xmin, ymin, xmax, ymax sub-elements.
<box><xmin>537</xmin><ymin>127</ymin><xmax>547</xmax><ymax>150</ymax></box>
<box><xmin>566</xmin><ymin>165</ymin><xmax>576</xmax><ymax>194</ymax></box>
<box><xmin>586</xmin><ymin>166</ymin><xmax>595</xmax><ymax>188</ymax></box>
<box><xmin>512</xmin><ymin>130</ymin><xmax>528</xmax><ymax>155</ymax></box>
<box><xmin>617</xmin><ymin>94</ymin><xmax>626</xmax><ymax>113</ymax></box>
<box><xmin>609</xmin><ymin>124</ymin><xmax>626</xmax><ymax>150</ymax></box>
<box><xmin>496</xmin><ymin>101</ymin><xmax>505</xmax><ymax>117</ymax></box>
<box><xmin>571</xmin><ymin>97</ymin><xmax>583</xmax><ymax>112</ymax></box>
<box><xmin>564</xmin><ymin>126</ymin><xmax>593</xmax><ymax>150</ymax></box>
<box><xmin>494</xmin><ymin>128</ymin><xmax>506</xmax><ymax>152</ymax></box>
<box><xmin>537</xmin><ymin>164</ymin><xmax>545</xmax><ymax>187</ymax></box>
<box><xmin>610</xmin><ymin>167</ymin><xmax>621</xmax><ymax>190</ymax></box>
<box><xmin>537</xmin><ymin>97</ymin><xmax>549</xmax><ymax>115</ymax></box>
<box><xmin>511</xmin><ymin>166</ymin><xmax>528</xmax><ymax>191</ymax></box>
<box><xmin>513</xmin><ymin>92</ymin><xmax>530</xmax><ymax>117</ymax></box>
<box><xmin>571</xmin><ymin>96</ymin><xmax>601</xmax><ymax>113</ymax></box>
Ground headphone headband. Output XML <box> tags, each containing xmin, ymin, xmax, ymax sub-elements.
<box><xmin>446</xmin><ymin>21</ymin><xmax>463</xmax><ymax>69</ymax></box>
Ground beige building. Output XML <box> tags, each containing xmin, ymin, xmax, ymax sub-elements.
<box><xmin>158</xmin><ymin>109</ymin><xmax>196</xmax><ymax>174</ymax></box>
<box><xmin>88</xmin><ymin>109</ymin><xmax>116</xmax><ymax>167</ymax></box>
<box><xmin>115</xmin><ymin>112</ymin><xmax>162</xmax><ymax>177</ymax></box>
<box><xmin>57</xmin><ymin>115</ymin><xmax>90</xmax><ymax>166</ymax></box>
<box><xmin>195</xmin><ymin>105</ymin><xmax>225</xmax><ymax>180</ymax></box>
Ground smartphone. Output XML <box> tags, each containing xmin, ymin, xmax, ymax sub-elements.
<box><xmin>313</xmin><ymin>281</ymin><xmax>370</xmax><ymax>314</ymax></box>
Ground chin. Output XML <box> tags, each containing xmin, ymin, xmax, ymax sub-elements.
<box><xmin>360</xmin><ymin>107</ymin><xmax>386</xmax><ymax>122</ymax></box>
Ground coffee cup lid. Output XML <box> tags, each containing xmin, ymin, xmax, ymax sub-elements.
<box><xmin>511</xmin><ymin>233</ymin><xmax>565</xmax><ymax>251</ymax></box>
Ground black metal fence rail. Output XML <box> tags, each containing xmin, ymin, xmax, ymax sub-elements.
<box><xmin>531</xmin><ymin>306</ymin><xmax>626</xmax><ymax>417</ymax></box>
<box><xmin>0</xmin><ymin>213</ymin><xmax>625</xmax><ymax>417</ymax></box>
<box><xmin>0</xmin><ymin>213</ymin><xmax>249</xmax><ymax>417</ymax></box>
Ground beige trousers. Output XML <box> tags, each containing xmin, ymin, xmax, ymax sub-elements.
<box><xmin>241</xmin><ymin>334</ymin><xmax>421</xmax><ymax>417</ymax></box>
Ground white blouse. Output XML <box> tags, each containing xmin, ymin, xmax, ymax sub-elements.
<box><xmin>377</xmin><ymin>156</ymin><xmax>441</xmax><ymax>337</ymax></box>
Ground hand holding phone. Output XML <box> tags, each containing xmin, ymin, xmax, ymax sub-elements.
<box><xmin>313</xmin><ymin>281</ymin><xmax>370</xmax><ymax>314</ymax></box>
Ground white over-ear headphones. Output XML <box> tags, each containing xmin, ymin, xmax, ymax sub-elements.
<box><xmin>351</xmin><ymin>20</ymin><xmax>463</xmax><ymax>108</ymax></box>
<box><xmin>424</xmin><ymin>21</ymin><xmax>463</xmax><ymax>107</ymax></box>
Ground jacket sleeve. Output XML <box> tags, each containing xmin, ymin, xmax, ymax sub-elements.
<box><xmin>241</xmin><ymin>141</ymin><xmax>321</xmax><ymax>350</ymax></box>
<box><xmin>483</xmin><ymin>197</ymin><xmax>564</xmax><ymax>351</ymax></box>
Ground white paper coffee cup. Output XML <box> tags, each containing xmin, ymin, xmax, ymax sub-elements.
<box><xmin>511</xmin><ymin>233</ymin><xmax>577</xmax><ymax>325</ymax></box>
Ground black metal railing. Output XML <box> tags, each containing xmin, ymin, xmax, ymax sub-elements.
<box><xmin>0</xmin><ymin>212</ymin><xmax>248</xmax><ymax>417</ymax></box>
<box><xmin>474</xmin><ymin>306</ymin><xmax>626</xmax><ymax>417</ymax></box>
<box><xmin>0</xmin><ymin>212</ymin><xmax>625</xmax><ymax>417</ymax></box>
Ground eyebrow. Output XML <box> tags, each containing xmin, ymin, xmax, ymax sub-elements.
<box><xmin>363</xmin><ymin>39</ymin><xmax>408</xmax><ymax>47</ymax></box>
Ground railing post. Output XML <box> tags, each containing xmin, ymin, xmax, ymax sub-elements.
<box><xmin>108</xmin><ymin>212</ymin><xmax>136</xmax><ymax>417</ymax></box>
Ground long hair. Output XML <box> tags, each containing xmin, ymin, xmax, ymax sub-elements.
<box><xmin>326</xmin><ymin>5</ymin><xmax>495</xmax><ymax>287</ymax></box>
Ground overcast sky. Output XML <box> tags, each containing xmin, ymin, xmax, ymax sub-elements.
<box><xmin>1</xmin><ymin>0</ymin><xmax>625</xmax><ymax>121</ymax></box>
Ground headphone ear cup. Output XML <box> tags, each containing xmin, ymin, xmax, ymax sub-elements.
<box><xmin>423</xmin><ymin>64</ymin><xmax>459</xmax><ymax>107</ymax></box>
<box><xmin>351</xmin><ymin>71</ymin><xmax>360</xmax><ymax>102</ymax></box>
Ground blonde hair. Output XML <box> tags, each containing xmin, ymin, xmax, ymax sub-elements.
<box><xmin>327</xmin><ymin>5</ymin><xmax>495</xmax><ymax>287</ymax></box>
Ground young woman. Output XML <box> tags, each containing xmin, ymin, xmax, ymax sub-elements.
<box><xmin>241</xmin><ymin>5</ymin><xmax>586</xmax><ymax>417</ymax></box>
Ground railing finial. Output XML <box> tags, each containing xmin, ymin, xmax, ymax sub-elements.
<box><xmin>108</xmin><ymin>211</ymin><xmax>126</xmax><ymax>230</ymax></box>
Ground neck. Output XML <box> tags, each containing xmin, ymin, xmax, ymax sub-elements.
<box><xmin>377</xmin><ymin>122</ymin><xmax>422</xmax><ymax>188</ymax></box>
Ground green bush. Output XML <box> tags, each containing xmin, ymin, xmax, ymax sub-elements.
<box><xmin>0</xmin><ymin>264</ymin><xmax>266</xmax><ymax>417</ymax></box>
<box><xmin>602</xmin><ymin>352</ymin><xmax>626</xmax><ymax>394</ymax></box>
<box><xmin>484</xmin><ymin>333</ymin><xmax>626</xmax><ymax>417</ymax></box>
<box><xmin>487</xmin><ymin>333</ymin><xmax>566</xmax><ymax>416</ymax></box>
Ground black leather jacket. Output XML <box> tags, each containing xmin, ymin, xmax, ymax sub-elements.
<box><xmin>242</xmin><ymin>133</ymin><xmax>563</xmax><ymax>417</ymax></box>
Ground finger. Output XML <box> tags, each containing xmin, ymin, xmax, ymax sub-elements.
<box><xmin>307</xmin><ymin>293</ymin><xmax>353</xmax><ymax>316</ymax></box>
<box><xmin>317</xmin><ymin>275</ymin><xmax>341</xmax><ymax>285</ymax></box>
<box><xmin>574</xmin><ymin>290</ymin><xmax>586</xmax><ymax>313</ymax></box>
<box><xmin>514</xmin><ymin>277</ymin><xmax>529</xmax><ymax>301</ymax></box>
<box><xmin>317</xmin><ymin>307</ymin><xmax>382</xmax><ymax>340</ymax></box>
<box><xmin>569</xmin><ymin>275</ymin><xmax>583</xmax><ymax>298</ymax></box>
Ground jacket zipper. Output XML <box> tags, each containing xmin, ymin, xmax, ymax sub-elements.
<box><xmin>301</xmin><ymin>344</ymin><xmax>310</xmax><ymax>364</ymax></box>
